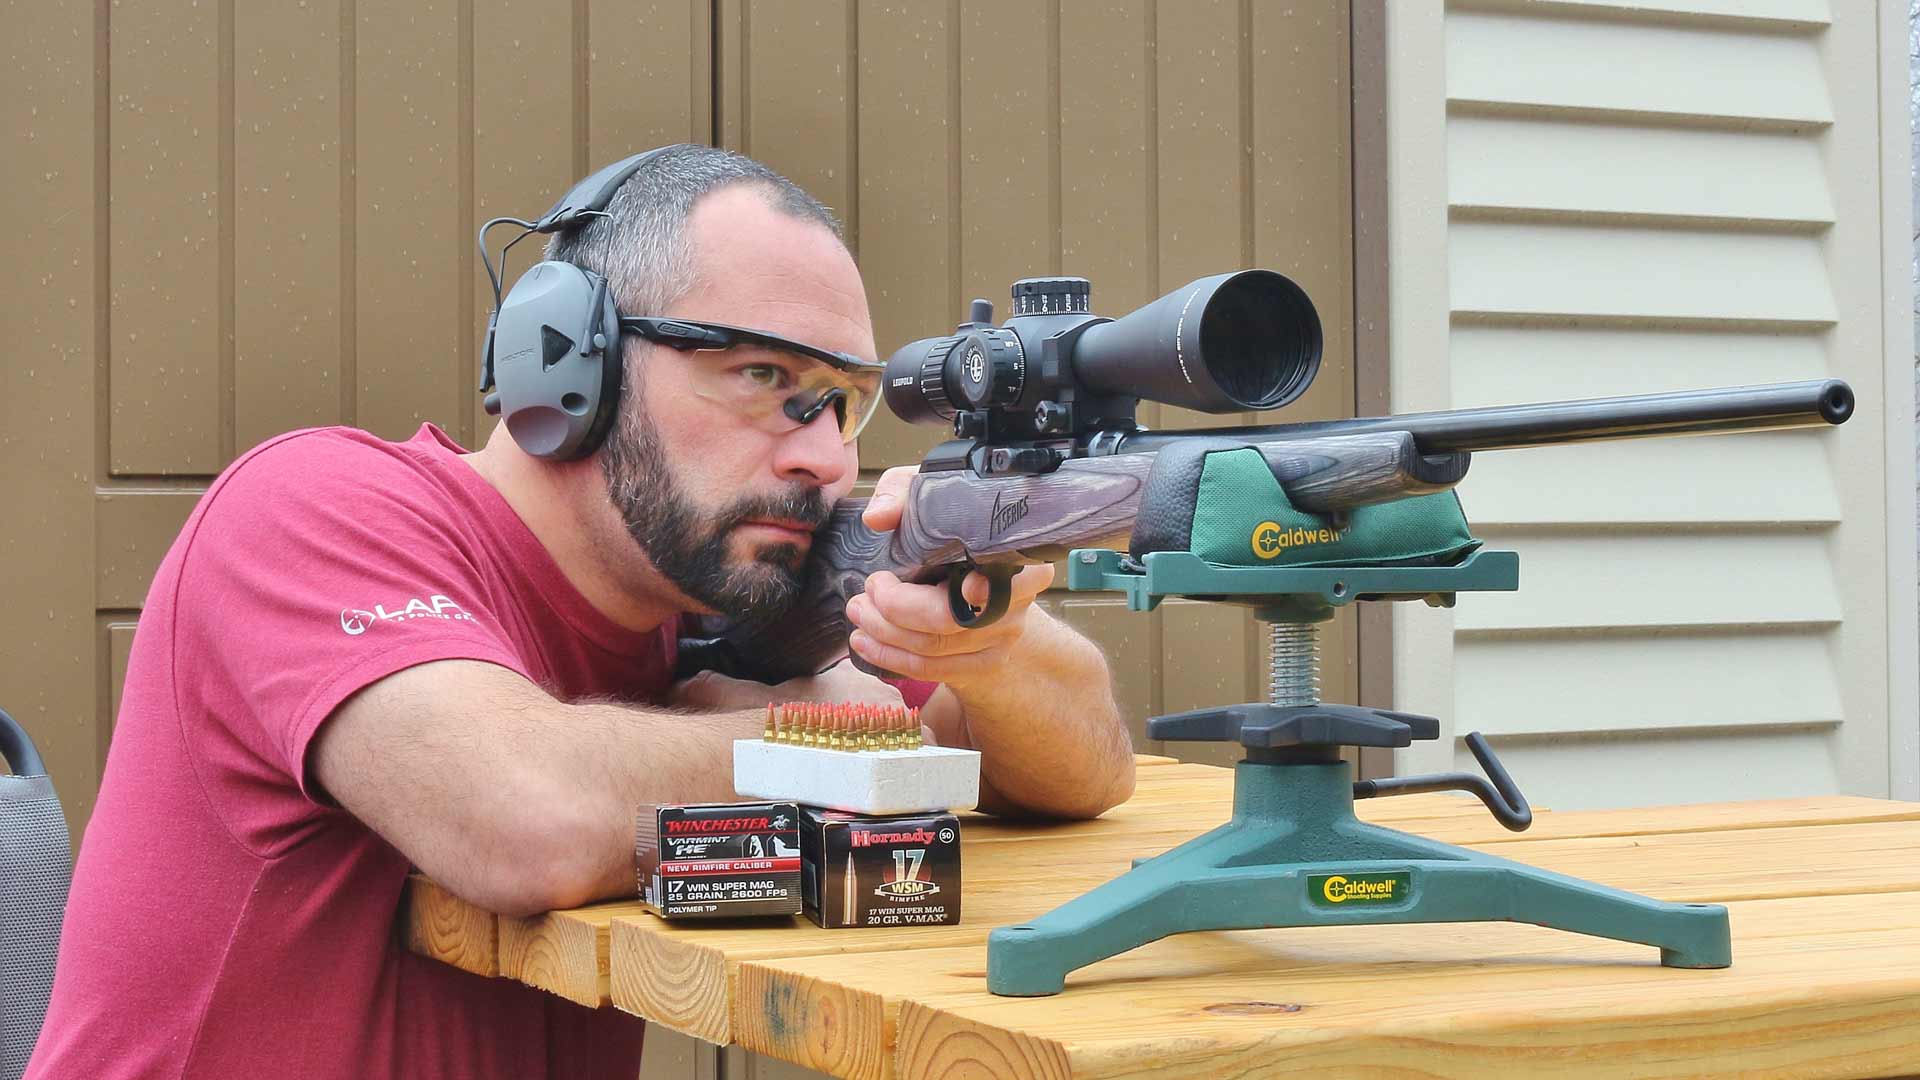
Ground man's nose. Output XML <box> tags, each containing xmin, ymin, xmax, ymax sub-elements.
<box><xmin>771</xmin><ymin>406</ymin><xmax>851</xmax><ymax>488</ymax></box>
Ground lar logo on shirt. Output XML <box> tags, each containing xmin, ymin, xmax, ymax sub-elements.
<box><xmin>338</xmin><ymin>594</ymin><xmax>476</xmax><ymax>635</ymax></box>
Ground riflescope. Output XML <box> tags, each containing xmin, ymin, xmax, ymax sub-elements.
<box><xmin>882</xmin><ymin>270</ymin><xmax>1323</xmax><ymax>450</ymax></box>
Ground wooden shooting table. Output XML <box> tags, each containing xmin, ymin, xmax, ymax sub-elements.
<box><xmin>405</xmin><ymin>756</ymin><xmax>1920</xmax><ymax>1078</ymax></box>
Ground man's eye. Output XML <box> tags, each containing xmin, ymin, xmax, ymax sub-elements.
<box><xmin>741</xmin><ymin>364</ymin><xmax>789</xmax><ymax>390</ymax></box>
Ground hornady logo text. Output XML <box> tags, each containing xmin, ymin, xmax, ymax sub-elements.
<box><xmin>851</xmin><ymin>828</ymin><xmax>937</xmax><ymax>848</ymax></box>
<box><xmin>666</xmin><ymin>817</ymin><xmax>772</xmax><ymax>834</ymax></box>
<box><xmin>338</xmin><ymin>594</ymin><xmax>477</xmax><ymax>636</ymax></box>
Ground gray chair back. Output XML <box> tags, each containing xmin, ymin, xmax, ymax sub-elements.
<box><xmin>0</xmin><ymin>709</ymin><xmax>71</xmax><ymax>1080</ymax></box>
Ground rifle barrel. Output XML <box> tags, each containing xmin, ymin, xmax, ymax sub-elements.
<box><xmin>1111</xmin><ymin>379</ymin><xmax>1853</xmax><ymax>455</ymax></box>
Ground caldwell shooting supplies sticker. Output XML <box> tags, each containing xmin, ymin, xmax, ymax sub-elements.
<box><xmin>1308</xmin><ymin>871</ymin><xmax>1412</xmax><ymax>908</ymax></box>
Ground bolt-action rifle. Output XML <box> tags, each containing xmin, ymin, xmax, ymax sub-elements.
<box><xmin>677</xmin><ymin>271</ymin><xmax>1854</xmax><ymax>684</ymax></box>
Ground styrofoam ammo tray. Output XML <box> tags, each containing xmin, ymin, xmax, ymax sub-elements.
<box><xmin>732</xmin><ymin>739</ymin><xmax>981</xmax><ymax>816</ymax></box>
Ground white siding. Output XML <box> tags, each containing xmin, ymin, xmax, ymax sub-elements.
<box><xmin>1386</xmin><ymin>1</ymin><xmax>1915</xmax><ymax>807</ymax></box>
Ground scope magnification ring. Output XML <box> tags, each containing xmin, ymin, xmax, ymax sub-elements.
<box><xmin>917</xmin><ymin>338</ymin><xmax>960</xmax><ymax>420</ymax></box>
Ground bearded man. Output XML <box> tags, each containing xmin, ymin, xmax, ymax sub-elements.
<box><xmin>28</xmin><ymin>145</ymin><xmax>1133</xmax><ymax>1080</ymax></box>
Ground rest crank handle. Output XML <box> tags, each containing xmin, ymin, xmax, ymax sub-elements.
<box><xmin>1351</xmin><ymin>730</ymin><xmax>1533</xmax><ymax>832</ymax></box>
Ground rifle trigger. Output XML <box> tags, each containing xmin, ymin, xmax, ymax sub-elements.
<box><xmin>947</xmin><ymin>564</ymin><xmax>1016</xmax><ymax>629</ymax></box>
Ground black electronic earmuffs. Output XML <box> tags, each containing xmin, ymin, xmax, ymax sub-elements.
<box><xmin>477</xmin><ymin>147</ymin><xmax>677</xmax><ymax>460</ymax></box>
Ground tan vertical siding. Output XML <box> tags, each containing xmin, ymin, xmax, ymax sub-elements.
<box><xmin>5</xmin><ymin>0</ymin><xmax>1354</xmax><ymax>832</ymax></box>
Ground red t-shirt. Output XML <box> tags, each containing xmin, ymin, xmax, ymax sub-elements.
<box><xmin>31</xmin><ymin>424</ymin><xmax>701</xmax><ymax>1078</ymax></box>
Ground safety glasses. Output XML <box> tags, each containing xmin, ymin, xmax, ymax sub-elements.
<box><xmin>620</xmin><ymin>316</ymin><xmax>885</xmax><ymax>444</ymax></box>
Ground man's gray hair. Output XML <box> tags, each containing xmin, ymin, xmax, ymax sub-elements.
<box><xmin>543</xmin><ymin>143</ymin><xmax>844</xmax><ymax>318</ymax></box>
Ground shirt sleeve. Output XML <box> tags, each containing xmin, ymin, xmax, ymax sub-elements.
<box><xmin>167</xmin><ymin>432</ymin><xmax>531</xmax><ymax>828</ymax></box>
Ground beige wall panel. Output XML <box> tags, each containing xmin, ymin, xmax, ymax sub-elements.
<box><xmin>1467</xmin><ymin>434</ymin><xmax>1840</xmax><ymax>526</ymax></box>
<box><xmin>109</xmin><ymin>0</ymin><xmax>223</xmax><ymax>475</ymax></box>
<box><xmin>1509</xmin><ymin>0</ymin><xmax>1830</xmax><ymax>24</ymax></box>
<box><xmin>2</xmin><ymin>0</ymin><xmax>99</xmax><ymax>851</ymax></box>
<box><xmin>1059</xmin><ymin>0</ymin><xmax>1154</xmax><ymax>314</ymax></box>
<box><xmin>1450</xmin><ymin>223</ymin><xmax>1837</xmax><ymax>326</ymax></box>
<box><xmin>235</xmin><ymin>2</ymin><xmax>343</xmax><ymax>454</ymax></box>
<box><xmin>1159</xmin><ymin>600</ymin><xmax>1253</xmax><ymax>768</ymax></box>
<box><xmin>472</xmin><ymin>0</ymin><xmax>581</xmax><ymax>445</ymax></box>
<box><xmin>727</xmin><ymin>1</ymin><xmax>854</xmax><ymax>228</ymax></box>
<box><xmin>1456</xmin><ymin>630</ymin><xmax>1843</xmax><ymax>737</ymax></box>
<box><xmin>1446</xmin><ymin>9</ymin><xmax>1832</xmax><ymax>126</ymax></box>
<box><xmin>1386</xmin><ymin>1</ymin><xmax>1909</xmax><ymax>808</ymax></box>
<box><xmin>355</xmin><ymin>0</ymin><xmax>464</xmax><ymax>443</ymax></box>
<box><xmin>1251</xmin><ymin>2</ymin><xmax>1353</xmax><ymax>428</ymax></box>
<box><xmin>958</xmin><ymin>0</ymin><xmax>1056</xmax><ymax>302</ymax></box>
<box><xmin>589</xmin><ymin>0</ymin><xmax>712</xmax><ymax>162</ymax></box>
<box><xmin>1051</xmin><ymin>597</ymin><xmax>1158</xmax><ymax>752</ymax></box>
<box><xmin>638</xmin><ymin>1025</ymin><xmax>705</xmax><ymax>1078</ymax></box>
<box><xmin>1471</xmin><ymin>727</ymin><xmax>1840</xmax><ymax>809</ymax></box>
<box><xmin>1448</xmin><ymin>117</ymin><xmax>1835</xmax><ymax>227</ymax></box>
<box><xmin>852</xmin><ymin>1</ymin><xmax>956</xmax><ymax>470</ymax></box>
<box><xmin>94</xmin><ymin>490</ymin><xmax>203</xmax><ymax>610</ymax></box>
<box><xmin>1460</xmin><ymin>531</ymin><xmax>1842</xmax><ymax>633</ymax></box>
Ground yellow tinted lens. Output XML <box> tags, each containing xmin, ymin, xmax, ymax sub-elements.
<box><xmin>790</xmin><ymin>367</ymin><xmax>882</xmax><ymax>442</ymax></box>
<box><xmin>680</xmin><ymin>355</ymin><xmax>881</xmax><ymax>443</ymax></box>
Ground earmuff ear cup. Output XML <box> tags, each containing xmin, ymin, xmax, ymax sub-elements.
<box><xmin>489</xmin><ymin>261</ymin><xmax>623</xmax><ymax>460</ymax></box>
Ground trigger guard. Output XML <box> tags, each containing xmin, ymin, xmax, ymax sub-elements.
<box><xmin>947</xmin><ymin>565</ymin><xmax>1015</xmax><ymax>629</ymax></box>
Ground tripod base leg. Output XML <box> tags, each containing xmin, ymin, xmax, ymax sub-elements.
<box><xmin>987</xmin><ymin>823</ymin><xmax>1730</xmax><ymax>996</ymax></box>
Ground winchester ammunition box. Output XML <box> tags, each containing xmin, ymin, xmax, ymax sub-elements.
<box><xmin>635</xmin><ymin>802</ymin><xmax>801</xmax><ymax>919</ymax></box>
<box><xmin>799</xmin><ymin>806</ymin><xmax>961</xmax><ymax>929</ymax></box>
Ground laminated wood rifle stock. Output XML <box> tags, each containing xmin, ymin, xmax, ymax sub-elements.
<box><xmin>676</xmin><ymin>378</ymin><xmax>1853</xmax><ymax>686</ymax></box>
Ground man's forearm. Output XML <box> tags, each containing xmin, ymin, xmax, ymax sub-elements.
<box><xmin>317</xmin><ymin>661</ymin><xmax>763</xmax><ymax>916</ymax></box>
<box><xmin>938</xmin><ymin>609</ymin><xmax>1135</xmax><ymax>819</ymax></box>
<box><xmin>533</xmin><ymin>699</ymin><xmax>765</xmax><ymax>909</ymax></box>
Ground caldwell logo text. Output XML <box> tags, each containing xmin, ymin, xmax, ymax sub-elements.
<box><xmin>1252</xmin><ymin>520</ymin><xmax>1349</xmax><ymax>560</ymax></box>
<box><xmin>1308</xmin><ymin>871</ymin><xmax>1411</xmax><ymax>907</ymax></box>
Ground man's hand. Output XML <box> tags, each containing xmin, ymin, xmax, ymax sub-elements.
<box><xmin>849</xmin><ymin>466</ymin><xmax>1054</xmax><ymax>691</ymax></box>
<box><xmin>670</xmin><ymin>657</ymin><xmax>905</xmax><ymax>712</ymax></box>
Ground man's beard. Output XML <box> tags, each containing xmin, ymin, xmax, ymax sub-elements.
<box><xmin>600</xmin><ymin>404</ymin><xmax>830</xmax><ymax>631</ymax></box>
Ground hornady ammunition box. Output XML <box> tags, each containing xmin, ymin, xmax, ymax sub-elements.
<box><xmin>635</xmin><ymin>802</ymin><xmax>801</xmax><ymax>919</ymax></box>
<box><xmin>799</xmin><ymin>806</ymin><xmax>961</xmax><ymax>929</ymax></box>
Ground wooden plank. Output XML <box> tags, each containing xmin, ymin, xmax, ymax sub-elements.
<box><xmin>867</xmin><ymin>893</ymin><xmax>1920</xmax><ymax>1079</ymax></box>
<box><xmin>407</xmin><ymin>779</ymin><xmax>1920</xmax><ymax>1039</ymax></box>
<box><xmin>598</xmin><ymin>812</ymin><xmax>1920</xmax><ymax>1045</ymax></box>
<box><xmin>404</xmin><ymin>874</ymin><xmax>499</xmax><ymax>978</ymax></box>
<box><xmin>1474</xmin><ymin>795</ymin><xmax>1920</xmax><ymax>844</ymax></box>
<box><xmin>497</xmin><ymin>899</ymin><xmax>644</xmax><ymax>1008</ymax></box>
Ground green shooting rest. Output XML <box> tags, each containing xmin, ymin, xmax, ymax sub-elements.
<box><xmin>983</xmin><ymin>544</ymin><xmax>1733</xmax><ymax>997</ymax></box>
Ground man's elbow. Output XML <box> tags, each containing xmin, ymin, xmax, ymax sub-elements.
<box><xmin>991</xmin><ymin>753</ymin><xmax>1136</xmax><ymax>821</ymax></box>
<box><xmin>450</xmin><ymin>783</ymin><xmax>628</xmax><ymax>917</ymax></box>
